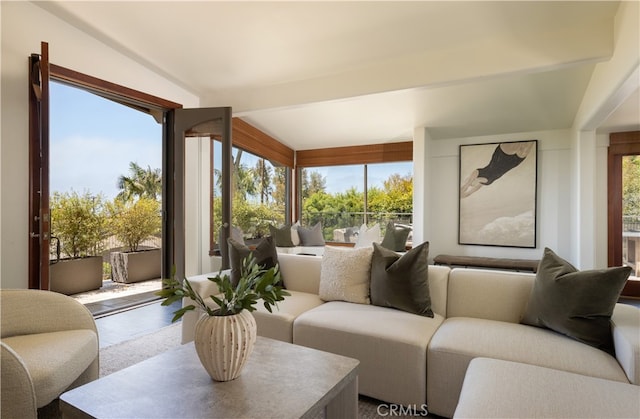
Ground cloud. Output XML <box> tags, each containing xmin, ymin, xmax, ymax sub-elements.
<box><xmin>476</xmin><ymin>210</ymin><xmax>535</xmax><ymax>246</ymax></box>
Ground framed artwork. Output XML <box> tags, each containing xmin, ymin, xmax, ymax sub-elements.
<box><xmin>458</xmin><ymin>140</ymin><xmax>538</xmax><ymax>248</ymax></box>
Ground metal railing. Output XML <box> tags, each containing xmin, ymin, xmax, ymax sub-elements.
<box><xmin>624</xmin><ymin>215</ymin><xmax>640</xmax><ymax>232</ymax></box>
<box><xmin>300</xmin><ymin>211</ymin><xmax>413</xmax><ymax>242</ymax></box>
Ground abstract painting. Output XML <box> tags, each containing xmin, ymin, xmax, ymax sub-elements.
<box><xmin>459</xmin><ymin>140</ymin><xmax>537</xmax><ymax>247</ymax></box>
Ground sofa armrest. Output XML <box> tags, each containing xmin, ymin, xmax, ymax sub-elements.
<box><xmin>612</xmin><ymin>303</ymin><xmax>640</xmax><ymax>384</ymax></box>
<box><xmin>1</xmin><ymin>342</ymin><xmax>37</xmax><ymax>418</ymax></box>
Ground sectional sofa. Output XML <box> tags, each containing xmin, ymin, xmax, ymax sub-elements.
<box><xmin>180</xmin><ymin>250</ymin><xmax>640</xmax><ymax>418</ymax></box>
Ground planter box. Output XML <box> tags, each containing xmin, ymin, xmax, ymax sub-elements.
<box><xmin>111</xmin><ymin>248</ymin><xmax>161</xmax><ymax>284</ymax></box>
<box><xmin>50</xmin><ymin>256</ymin><xmax>103</xmax><ymax>295</ymax></box>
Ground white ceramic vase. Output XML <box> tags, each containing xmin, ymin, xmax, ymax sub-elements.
<box><xmin>194</xmin><ymin>310</ymin><xmax>257</xmax><ymax>381</ymax></box>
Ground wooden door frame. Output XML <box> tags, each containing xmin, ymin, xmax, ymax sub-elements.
<box><xmin>28</xmin><ymin>45</ymin><xmax>181</xmax><ymax>289</ymax></box>
<box><xmin>608</xmin><ymin>130</ymin><xmax>640</xmax><ymax>296</ymax></box>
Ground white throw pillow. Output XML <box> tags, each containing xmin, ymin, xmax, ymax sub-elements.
<box><xmin>291</xmin><ymin>220</ymin><xmax>301</xmax><ymax>246</ymax></box>
<box><xmin>354</xmin><ymin>223</ymin><xmax>381</xmax><ymax>248</ymax></box>
<box><xmin>319</xmin><ymin>246</ymin><xmax>373</xmax><ymax>304</ymax></box>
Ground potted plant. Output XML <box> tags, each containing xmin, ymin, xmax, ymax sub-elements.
<box><xmin>157</xmin><ymin>255</ymin><xmax>289</xmax><ymax>381</ymax></box>
<box><xmin>108</xmin><ymin>197</ymin><xmax>162</xmax><ymax>283</ymax></box>
<box><xmin>49</xmin><ymin>191</ymin><xmax>108</xmax><ymax>295</ymax></box>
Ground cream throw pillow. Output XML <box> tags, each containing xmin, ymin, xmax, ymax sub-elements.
<box><xmin>354</xmin><ymin>223</ymin><xmax>381</xmax><ymax>248</ymax></box>
<box><xmin>319</xmin><ymin>246</ymin><xmax>373</xmax><ymax>304</ymax></box>
<box><xmin>291</xmin><ymin>221</ymin><xmax>301</xmax><ymax>246</ymax></box>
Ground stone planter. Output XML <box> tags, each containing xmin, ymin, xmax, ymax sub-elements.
<box><xmin>194</xmin><ymin>310</ymin><xmax>257</xmax><ymax>381</ymax></box>
<box><xmin>110</xmin><ymin>248</ymin><xmax>161</xmax><ymax>283</ymax></box>
<box><xmin>50</xmin><ymin>256</ymin><xmax>103</xmax><ymax>295</ymax></box>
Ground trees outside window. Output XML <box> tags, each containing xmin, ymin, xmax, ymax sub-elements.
<box><xmin>211</xmin><ymin>142</ymin><xmax>287</xmax><ymax>243</ymax></box>
<box><xmin>301</xmin><ymin>162</ymin><xmax>413</xmax><ymax>242</ymax></box>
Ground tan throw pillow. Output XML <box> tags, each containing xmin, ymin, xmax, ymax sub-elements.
<box><xmin>521</xmin><ymin>247</ymin><xmax>630</xmax><ymax>354</ymax></box>
<box><xmin>319</xmin><ymin>246</ymin><xmax>373</xmax><ymax>304</ymax></box>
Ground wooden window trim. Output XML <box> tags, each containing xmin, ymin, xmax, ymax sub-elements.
<box><xmin>232</xmin><ymin>117</ymin><xmax>294</xmax><ymax>168</ymax></box>
<box><xmin>33</xmin><ymin>61</ymin><xmax>181</xmax><ymax>287</ymax></box>
<box><xmin>296</xmin><ymin>141</ymin><xmax>413</xmax><ymax>168</ymax></box>
<box><xmin>608</xmin><ymin>131</ymin><xmax>640</xmax><ymax>297</ymax></box>
<box><xmin>50</xmin><ymin>64</ymin><xmax>182</xmax><ymax>111</ymax></box>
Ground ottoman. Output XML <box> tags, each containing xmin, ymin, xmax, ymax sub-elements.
<box><xmin>454</xmin><ymin>357</ymin><xmax>640</xmax><ymax>418</ymax></box>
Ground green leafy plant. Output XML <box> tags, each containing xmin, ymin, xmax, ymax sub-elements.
<box><xmin>108</xmin><ymin>198</ymin><xmax>161</xmax><ymax>252</ymax></box>
<box><xmin>157</xmin><ymin>255</ymin><xmax>290</xmax><ymax>322</ymax></box>
<box><xmin>50</xmin><ymin>191</ymin><xmax>108</xmax><ymax>258</ymax></box>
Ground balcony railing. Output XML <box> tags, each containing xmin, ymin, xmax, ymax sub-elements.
<box><xmin>301</xmin><ymin>211</ymin><xmax>413</xmax><ymax>243</ymax></box>
<box><xmin>624</xmin><ymin>215</ymin><xmax>640</xmax><ymax>233</ymax></box>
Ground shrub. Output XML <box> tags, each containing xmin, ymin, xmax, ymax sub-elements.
<box><xmin>50</xmin><ymin>191</ymin><xmax>108</xmax><ymax>258</ymax></box>
<box><xmin>109</xmin><ymin>198</ymin><xmax>161</xmax><ymax>252</ymax></box>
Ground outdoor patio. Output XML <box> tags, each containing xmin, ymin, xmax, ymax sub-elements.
<box><xmin>72</xmin><ymin>278</ymin><xmax>163</xmax><ymax>318</ymax></box>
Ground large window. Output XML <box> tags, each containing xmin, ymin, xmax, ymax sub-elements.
<box><xmin>608</xmin><ymin>131</ymin><xmax>640</xmax><ymax>297</ymax></box>
<box><xmin>301</xmin><ymin>161</ymin><xmax>413</xmax><ymax>244</ymax></box>
<box><xmin>209</xmin><ymin>130</ymin><xmax>411</xmax><ymax>251</ymax></box>
<box><xmin>211</xmin><ymin>140</ymin><xmax>288</xmax><ymax>244</ymax></box>
<box><xmin>209</xmin><ymin>118</ymin><xmax>294</xmax><ymax>254</ymax></box>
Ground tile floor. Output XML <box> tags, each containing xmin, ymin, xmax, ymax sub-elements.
<box><xmin>95</xmin><ymin>299</ymin><xmax>181</xmax><ymax>348</ymax></box>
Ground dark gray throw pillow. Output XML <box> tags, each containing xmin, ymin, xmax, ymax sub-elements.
<box><xmin>228</xmin><ymin>236</ymin><xmax>282</xmax><ymax>287</ymax></box>
<box><xmin>380</xmin><ymin>222</ymin><xmax>411</xmax><ymax>252</ymax></box>
<box><xmin>370</xmin><ymin>241</ymin><xmax>433</xmax><ymax>317</ymax></box>
<box><xmin>269</xmin><ymin>224</ymin><xmax>295</xmax><ymax>247</ymax></box>
<box><xmin>297</xmin><ymin>222</ymin><xmax>325</xmax><ymax>246</ymax></box>
<box><xmin>521</xmin><ymin>247</ymin><xmax>630</xmax><ymax>354</ymax></box>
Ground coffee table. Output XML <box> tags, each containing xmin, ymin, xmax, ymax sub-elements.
<box><xmin>60</xmin><ymin>336</ymin><xmax>359</xmax><ymax>418</ymax></box>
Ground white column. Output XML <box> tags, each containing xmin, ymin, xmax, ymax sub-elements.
<box><xmin>573</xmin><ymin>130</ymin><xmax>598</xmax><ymax>269</ymax></box>
<box><xmin>412</xmin><ymin>127</ymin><xmax>432</xmax><ymax>248</ymax></box>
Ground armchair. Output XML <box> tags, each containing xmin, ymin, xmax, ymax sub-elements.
<box><xmin>0</xmin><ymin>289</ymin><xmax>99</xmax><ymax>418</ymax></box>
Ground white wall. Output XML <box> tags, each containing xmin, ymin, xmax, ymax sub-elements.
<box><xmin>413</xmin><ymin>129</ymin><xmax>574</xmax><ymax>263</ymax></box>
<box><xmin>569</xmin><ymin>0</ymin><xmax>639</xmax><ymax>268</ymax></box>
<box><xmin>413</xmin><ymin>1</ymin><xmax>639</xmax><ymax>269</ymax></box>
<box><xmin>2</xmin><ymin>1</ymin><xmax>637</xmax><ymax>286</ymax></box>
<box><xmin>0</xmin><ymin>2</ymin><xmax>199</xmax><ymax>288</ymax></box>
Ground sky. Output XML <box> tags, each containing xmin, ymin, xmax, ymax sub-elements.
<box><xmin>50</xmin><ymin>82</ymin><xmax>161</xmax><ymax>200</ymax></box>
<box><xmin>51</xmin><ymin>82</ymin><xmax>412</xmax><ymax>200</ymax></box>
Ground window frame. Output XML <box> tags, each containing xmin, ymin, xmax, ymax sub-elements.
<box><xmin>29</xmin><ymin>55</ymin><xmax>182</xmax><ymax>289</ymax></box>
<box><xmin>608</xmin><ymin>130</ymin><xmax>640</xmax><ymax>297</ymax></box>
<box><xmin>296</xmin><ymin>142</ymin><xmax>413</xmax><ymax>244</ymax></box>
<box><xmin>208</xmin><ymin>118</ymin><xmax>295</xmax><ymax>255</ymax></box>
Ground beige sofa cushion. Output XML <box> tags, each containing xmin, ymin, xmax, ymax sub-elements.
<box><xmin>294</xmin><ymin>301</ymin><xmax>444</xmax><ymax>406</ymax></box>
<box><xmin>2</xmin><ymin>329</ymin><xmax>98</xmax><ymax>407</ymax></box>
<box><xmin>447</xmin><ymin>268</ymin><xmax>534</xmax><ymax>322</ymax></box>
<box><xmin>277</xmin><ymin>253</ymin><xmax>322</xmax><ymax>294</ymax></box>
<box><xmin>427</xmin><ymin>317</ymin><xmax>629</xmax><ymax>418</ymax></box>
<box><xmin>252</xmin><ymin>290</ymin><xmax>325</xmax><ymax>342</ymax></box>
<box><xmin>612</xmin><ymin>303</ymin><xmax>640</xmax><ymax>384</ymax></box>
<box><xmin>455</xmin><ymin>358</ymin><xmax>640</xmax><ymax>418</ymax></box>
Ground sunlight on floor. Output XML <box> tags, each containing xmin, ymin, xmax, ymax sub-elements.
<box><xmin>72</xmin><ymin>279</ymin><xmax>162</xmax><ymax>304</ymax></box>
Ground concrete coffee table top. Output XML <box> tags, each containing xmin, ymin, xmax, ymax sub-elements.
<box><xmin>61</xmin><ymin>336</ymin><xmax>359</xmax><ymax>418</ymax></box>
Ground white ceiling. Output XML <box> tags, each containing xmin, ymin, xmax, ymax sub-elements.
<box><xmin>36</xmin><ymin>1</ymin><xmax>638</xmax><ymax>150</ymax></box>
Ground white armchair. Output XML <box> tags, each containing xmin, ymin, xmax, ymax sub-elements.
<box><xmin>0</xmin><ymin>289</ymin><xmax>99</xmax><ymax>418</ymax></box>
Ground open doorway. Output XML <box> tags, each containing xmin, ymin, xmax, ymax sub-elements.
<box><xmin>608</xmin><ymin>131</ymin><xmax>640</xmax><ymax>298</ymax></box>
<box><xmin>49</xmin><ymin>81</ymin><xmax>164</xmax><ymax>313</ymax></box>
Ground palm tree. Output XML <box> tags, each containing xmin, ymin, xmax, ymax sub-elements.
<box><xmin>255</xmin><ymin>159</ymin><xmax>273</xmax><ymax>204</ymax></box>
<box><xmin>117</xmin><ymin>162</ymin><xmax>162</xmax><ymax>202</ymax></box>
